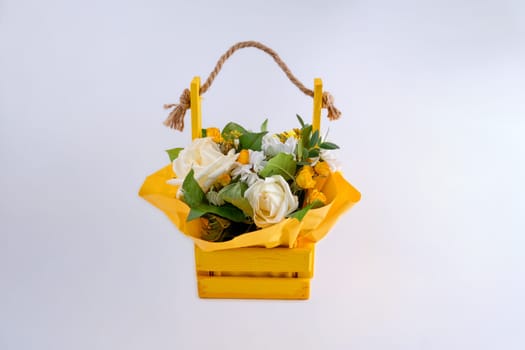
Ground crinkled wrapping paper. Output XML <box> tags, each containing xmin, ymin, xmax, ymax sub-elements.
<box><xmin>139</xmin><ymin>165</ymin><xmax>361</xmax><ymax>252</ymax></box>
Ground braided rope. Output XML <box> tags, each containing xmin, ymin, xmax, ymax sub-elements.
<box><xmin>164</xmin><ymin>41</ymin><xmax>341</xmax><ymax>131</ymax></box>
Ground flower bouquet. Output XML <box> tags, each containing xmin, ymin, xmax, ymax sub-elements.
<box><xmin>140</xmin><ymin>116</ymin><xmax>359</xmax><ymax>251</ymax></box>
<box><xmin>169</xmin><ymin>116</ymin><xmax>343</xmax><ymax>237</ymax></box>
<box><xmin>139</xmin><ymin>41</ymin><xmax>360</xmax><ymax>299</ymax></box>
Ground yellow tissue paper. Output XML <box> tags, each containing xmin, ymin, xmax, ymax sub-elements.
<box><xmin>139</xmin><ymin>164</ymin><xmax>361</xmax><ymax>252</ymax></box>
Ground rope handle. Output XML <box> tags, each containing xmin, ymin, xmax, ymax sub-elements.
<box><xmin>163</xmin><ymin>41</ymin><xmax>342</xmax><ymax>132</ymax></box>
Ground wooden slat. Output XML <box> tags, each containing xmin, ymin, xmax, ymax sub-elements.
<box><xmin>197</xmin><ymin>276</ymin><xmax>310</xmax><ymax>299</ymax></box>
<box><xmin>194</xmin><ymin>244</ymin><xmax>314</xmax><ymax>277</ymax></box>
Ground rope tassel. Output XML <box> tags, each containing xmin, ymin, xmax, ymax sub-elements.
<box><xmin>322</xmin><ymin>91</ymin><xmax>341</xmax><ymax>121</ymax></box>
<box><xmin>163</xmin><ymin>41</ymin><xmax>343</xmax><ymax>131</ymax></box>
<box><xmin>163</xmin><ymin>89</ymin><xmax>191</xmax><ymax>131</ymax></box>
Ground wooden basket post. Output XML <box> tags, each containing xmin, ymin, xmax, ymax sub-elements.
<box><xmin>312</xmin><ymin>78</ymin><xmax>323</xmax><ymax>132</ymax></box>
<box><xmin>190</xmin><ymin>76</ymin><xmax>202</xmax><ymax>140</ymax></box>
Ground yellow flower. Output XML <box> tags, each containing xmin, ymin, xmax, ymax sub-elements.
<box><xmin>206</xmin><ymin>127</ymin><xmax>223</xmax><ymax>143</ymax></box>
<box><xmin>238</xmin><ymin>149</ymin><xmax>250</xmax><ymax>165</ymax></box>
<box><xmin>314</xmin><ymin>161</ymin><xmax>331</xmax><ymax>177</ymax></box>
<box><xmin>228</xmin><ymin>130</ymin><xmax>242</xmax><ymax>139</ymax></box>
<box><xmin>314</xmin><ymin>175</ymin><xmax>328</xmax><ymax>191</ymax></box>
<box><xmin>216</xmin><ymin>173</ymin><xmax>231</xmax><ymax>187</ymax></box>
<box><xmin>296</xmin><ymin>166</ymin><xmax>316</xmax><ymax>189</ymax></box>
<box><xmin>306</xmin><ymin>189</ymin><xmax>327</xmax><ymax>205</ymax></box>
<box><xmin>278</xmin><ymin>128</ymin><xmax>301</xmax><ymax>143</ymax></box>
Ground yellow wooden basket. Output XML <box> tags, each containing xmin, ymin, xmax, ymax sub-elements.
<box><xmin>195</xmin><ymin>242</ymin><xmax>315</xmax><ymax>299</ymax></box>
<box><xmin>141</xmin><ymin>41</ymin><xmax>361</xmax><ymax>300</ymax></box>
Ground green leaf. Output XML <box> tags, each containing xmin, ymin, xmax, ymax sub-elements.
<box><xmin>203</xmin><ymin>204</ymin><xmax>246</xmax><ymax>222</ymax></box>
<box><xmin>166</xmin><ymin>147</ymin><xmax>184</xmax><ymax>162</ymax></box>
<box><xmin>190</xmin><ymin>203</ymin><xmax>247</xmax><ymax>222</ymax></box>
<box><xmin>308</xmin><ymin>148</ymin><xmax>320</xmax><ymax>158</ymax></box>
<box><xmin>301</xmin><ymin>124</ymin><xmax>312</xmax><ymax>148</ymax></box>
<box><xmin>187</xmin><ymin>207</ymin><xmax>206</xmax><ymax>221</ymax></box>
<box><xmin>181</xmin><ymin>169</ymin><xmax>205</xmax><ymax>207</ymax></box>
<box><xmin>309</xmin><ymin>130</ymin><xmax>320</xmax><ymax>148</ymax></box>
<box><xmin>221</xmin><ymin>122</ymin><xmax>248</xmax><ymax>140</ymax></box>
<box><xmin>288</xmin><ymin>200</ymin><xmax>324</xmax><ymax>222</ymax></box>
<box><xmin>259</xmin><ymin>153</ymin><xmax>297</xmax><ymax>181</ymax></box>
<box><xmin>182</xmin><ymin>169</ymin><xmax>247</xmax><ymax>223</ymax></box>
<box><xmin>296</xmin><ymin>161</ymin><xmax>311</xmax><ymax>166</ymax></box>
<box><xmin>219</xmin><ymin>182</ymin><xmax>253</xmax><ymax>217</ymax></box>
<box><xmin>319</xmin><ymin>142</ymin><xmax>340</xmax><ymax>150</ymax></box>
<box><xmin>296</xmin><ymin>114</ymin><xmax>305</xmax><ymax>128</ymax></box>
<box><xmin>302</xmin><ymin>148</ymin><xmax>309</xmax><ymax>161</ymax></box>
<box><xmin>202</xmin><ymin>128</ymin><xmax>207</xmax><ymax>138</ymax></box>
<box><xmin>239</xmin><ymin>131</ymin><xmax>268</xmax><ymax>151</ymax></box>
<box><xmin>297</xmin><ymin>140</ymin><xmax>304</xmax><ymax>161</ymax></box>
<box><xmin>260</xmin><ymin>118</ymin><xmax>268</xmax><ymax>132</ymax></box>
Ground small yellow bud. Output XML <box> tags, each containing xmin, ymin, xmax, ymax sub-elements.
<box><xmin>206</xmin><ymin>127</ymin><xmax>223</xmax><ymax>143</ymax></box>
<box><xmin>216</xmin><ymin>173</ymin><xmax>231</xmax><ymax>187</ymax></box>
<box><xmin>296</xmin><ymin>166</ymin><xmax>316</xmax><ymax>189</ymax></box>
<box><xmin>238</xmin><ymin>149</ymin><xmax>250</xmax><ymax>165</ymax></box>
<box><xmin>314</xmin><ymin>161</ymin><xmax>331</xmax><ymax>177</ymax></box>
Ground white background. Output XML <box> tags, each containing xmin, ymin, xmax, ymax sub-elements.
<box><xmin>1</xmin><ymin>0</ymin><xmax>524</xmax><ymax>349</ymax></box>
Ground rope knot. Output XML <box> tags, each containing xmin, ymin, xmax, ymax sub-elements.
<box><xmin>163</xmin><ymin>88</ymin><xmax>191</xmax><ymax>131</ymax></box>
<box><xmin>322</xmin><ymin>91</ymin><xmax>341</xmax><ymax>121</ymax></box>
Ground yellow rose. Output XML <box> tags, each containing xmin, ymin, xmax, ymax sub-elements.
<box><xmin>296</xmin><ymin>166</ymin><xmax>316</xmax><ymax>189</ymax></box>
<box><xmin>314</xmin><ymin>161</ymin><xmax>331</xmax><ymax>177</ymax></box>
<box><xmin>306</xmin><ymin>189</ymin><xmax>327</xmax><ymax>205</ymax></box>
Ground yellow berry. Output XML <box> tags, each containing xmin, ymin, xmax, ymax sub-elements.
<box><xmin>238</xmin><ymin>149</ymin><xmax>250</xmax><ymax>165</ymax></box>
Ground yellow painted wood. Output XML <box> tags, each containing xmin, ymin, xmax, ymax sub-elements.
<box><xmin>194</xmin><ymin>243</ymin><xmax>315</xmax><ymax>299</ymax></box>
<box><xmin>190</xmin><ymin>76</ymin><xmax>202</xmax><ymax>140</ymax></box>
<box><xmin>197</xmin><ymin>276</ymin><xmax>310</xmax><ymax>299</ymax></box>
<box><xmin>195</xmin><ymin>244</ymin><xmax>314</xmax><ymax>276</ymax></box>
<box><xmin>312</xmin><ymin>78</ymin><xmax>323</xmax><ymax>132</ymax></box>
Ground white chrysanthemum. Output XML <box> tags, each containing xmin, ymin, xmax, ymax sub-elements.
<box><xmin>206</xmin><ymin>190</ymin><xmax>225</xmax><ymax>206</ymax></box>
<box><xmin>262</xmin><ymin>134</ymin><xmax>297</xmax><ymax>158</ymax></box>
<box><xmin>250</xmin><ymin>150</ymin><xmax>267</xmax><ymax>172</ymax></box>
<box><xmin>231</xmin><ymin>164</ymin><xmax>260</xmax><ymax>186</ymax></box>
<box><xmin>320</xmin><ymin>149</ymin><xmax>341</xmax><ymax>171</ymax></box>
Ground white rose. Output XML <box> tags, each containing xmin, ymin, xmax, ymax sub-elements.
<box><xmin>262</xmin><ymin>134</ymin><xmax>297</xmax><ymax>158</ymax></box>
<box><xmin>244</xmin><ymin>175</ymin><xmax>299</xmax><ymax>228</ymax></box>
<box><xmin>167</xmin><ymin>138</ymin><xmax>237</xmax><ymax>196</ymax></box>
